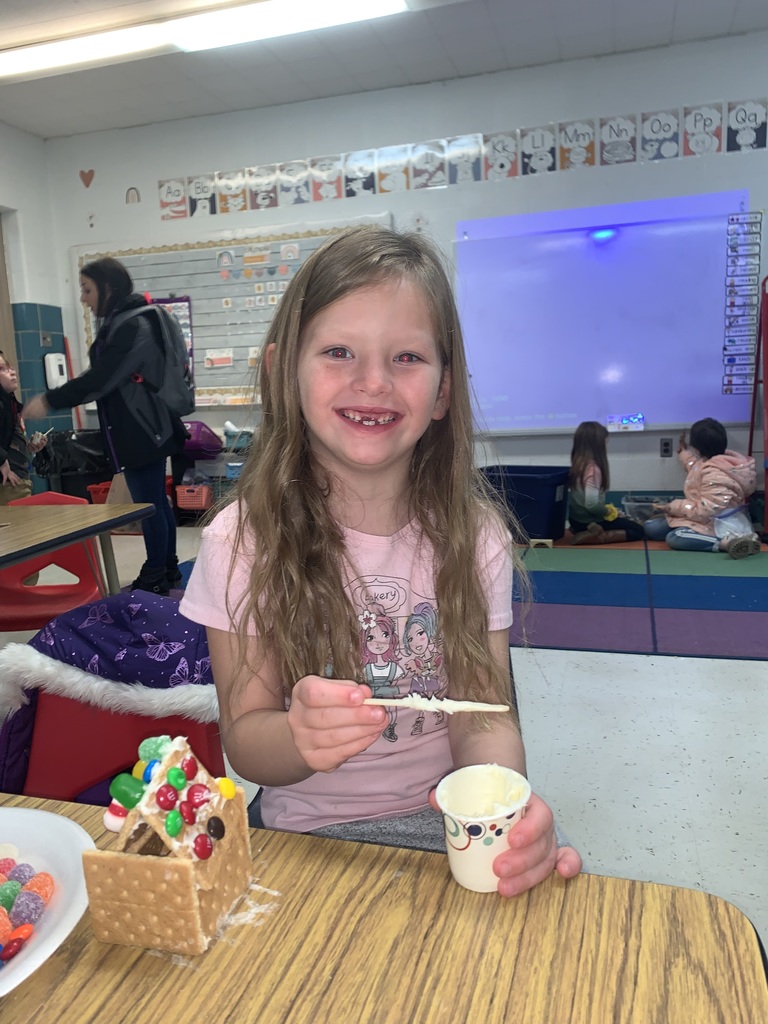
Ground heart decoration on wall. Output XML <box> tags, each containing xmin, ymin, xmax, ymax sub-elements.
<box><xmin>79</xmin><ymin>169</ymin><xmax>95</xmax><ymax>188</ymax></box>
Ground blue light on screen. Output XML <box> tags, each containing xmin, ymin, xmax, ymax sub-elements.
<box><xmin>589</xmin><ymin>228</ymin><xmax>617</xmax><ymax>242</ymax></box>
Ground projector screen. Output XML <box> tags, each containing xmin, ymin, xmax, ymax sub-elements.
<box><xmin>455</xmin><ymin>191</ymin><xmax>755</xmax><ymax>433</ymax></box>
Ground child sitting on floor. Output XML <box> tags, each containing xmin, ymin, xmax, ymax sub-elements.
<box><xmin>644</xmin><ymin>418</ymin><xmax>759</xmax><ymax>559</ymax></box>
<box><xmin>568</xmin><ymin>421</ymin><xmax>644</xmax><ymax>545</ymax></box>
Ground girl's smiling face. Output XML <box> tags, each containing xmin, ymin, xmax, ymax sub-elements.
<box><xmin>366</xmin><ymin>622</ymin><xmax>393</xmax><ymax>658</ymax></box>
<box><xmin>406</xmin><ymin>623</ymin><xmax>430</xmax><ymax>656</ymax></box>
<box><xmin>296</xmin><ymin>279</ymin><xmax>450</xmax><ymax>491</ymax></box>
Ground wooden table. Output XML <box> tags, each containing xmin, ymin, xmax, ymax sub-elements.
<box><xmin>1</xmin><ymin>795</ymin><xmax>766</xmax><ymax>1023</ymax></box>
<box><xmin>0</xmin><ymin>503</ymin><xmax>154</xmax><ymax>594</ymax></box>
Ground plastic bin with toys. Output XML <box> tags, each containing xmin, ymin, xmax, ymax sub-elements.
<box><xmin>621</xmin><ymin>494</ymin><xmax>676</xmax><ymax>523</ymax></box>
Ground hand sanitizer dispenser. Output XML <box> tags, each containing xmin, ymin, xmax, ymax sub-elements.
<box><xmin>44</xmin><ymin>352</ymin><xmax>68</xmax><ymax>389</ymax></box>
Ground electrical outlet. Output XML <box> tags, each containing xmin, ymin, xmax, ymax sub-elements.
<box><xmin>660</xmin><ymin>437</ymin><xmax>673</xmax><ymax>457</ymax></box>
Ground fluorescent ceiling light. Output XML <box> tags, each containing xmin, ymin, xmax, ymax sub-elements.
<box><xmin>0</xmin><ymin>0</ymin><xmax>409</xmax><ymax>81</ymax></box>
<box><xmin>173</xmin><ymin>1</ymin><xmax>409</xmax><ymax>53</ymax></box>
<box><xmin>0</xmin><ymin>24</ymin><xmax>170</xmax><ymax>80</ymax></box>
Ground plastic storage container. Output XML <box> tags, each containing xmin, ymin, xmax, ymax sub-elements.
<box><xmin>175</xmin><ymin>484</ymin><xmax>214</xmax><ymax>510</ymax></box>
<box><xmin>87</xmin><ymin>482</ymin><xmax>112</xmax><ymax>504</ymax></box>
<box><xmin>481</xmin><ymin>465</ymin><xmax>570</xmax><ymax>540</ymax></box>
<box><xmin>182</xmin><ymin>421</ymin><xmax>223</xmax><ymax>460</ymax></box>
<box><xmin>622</xmin><ymin>495</ymin><xmax>675</xmax><ymax>523</ymax></box>
<box><xmin>223</xmin><ymin>428</ymin><xmax>253</xmax><ymax>453</ymax></box>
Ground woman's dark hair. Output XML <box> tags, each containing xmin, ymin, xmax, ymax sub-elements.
<box><xmin>689</xmin><ymin>418</ymin><xmax>727</xmax><ymax>459</ymax></box>
<box><xmin>80</xmin><ymin>257</ymin><xmax>134</xmax><ymax>318</ymax></box>
<box><xmin>570</xmin><ymin>420</ymin><xmax>610</xmax><ymax>491</ymax></box>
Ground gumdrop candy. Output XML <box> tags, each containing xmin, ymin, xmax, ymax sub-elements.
<box><xmin>10</xmin><ymin>890</ymin><xmax>44</xmax><ymax>928</ymax></box>
<box><xmin>109</xmin><ymin>772</ymin><xmax>145</xmax><ymax>809</ymax></box>
<box><xmin>138</xmin><ymin>735</ymin><xmax>173</xmax><ymax>762</ymax></box>
<box><xmin>0</xmin><ymin>873</ymin><xmax>7</xmax><ymax>886</ymax></box>
<box><xmin>0</xmin><ymin>907</ymin><xmax>11</xmax><ymax>944</ymax></box>
<box><xmin>23</xmin><ymin>872</ymin><xmax>54</xmax><ymax>905</ymax></box>
<box><xmin>0</xmin><ymin>880</ymin><xmax>21</xmax><ymax>912</ymax></box>
<box><xmin>8</xmin><ymin>863</ymin><xmax>36</xmax><ymax>885</ymax></box>
<box><xmin>0</xmin><ymin>858</ymin><xmax>16</xmax><ymax>876</ymax></box>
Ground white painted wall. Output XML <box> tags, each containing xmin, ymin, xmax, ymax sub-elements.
<box><xmin>0</xmin><ymin>121</ymin><xmax>59</xmax><ymax>304</ymax></box>
<box><xmin>4</xmin><ymin>30</ymin><xmax>768</xmax><ymax>489</ymax></box>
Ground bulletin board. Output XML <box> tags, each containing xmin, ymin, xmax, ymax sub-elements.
<box><xmin>76</xmin><ymin>214</ymin><xmax>390</xmax><ymax>408</ymax></box>
<box><xmin>456</xmin><ymin>191</ymin><xmax>759</xmax><ymax>433</ymax></box>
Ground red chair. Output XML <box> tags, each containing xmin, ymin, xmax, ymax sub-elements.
<box><xmin>0</xmin><ymin>492</ymin><xmax>105</xmax><ymax>631</ymax></box>
<box><xmin>22</xmin><ymin>693</ymin><xmax>225</xmax><ymax>803</ymax></box>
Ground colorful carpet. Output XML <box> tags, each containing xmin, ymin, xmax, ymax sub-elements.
<box><xmin>511</xmin><ymin>539</ymin><xmax>768</xmax><ymax>660</ymax></box>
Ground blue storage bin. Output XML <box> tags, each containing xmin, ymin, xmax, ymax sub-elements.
<box><xmin>481</xmin><ymin>465</ymin><xmax>570</xmax><ymax>540</ymax></box>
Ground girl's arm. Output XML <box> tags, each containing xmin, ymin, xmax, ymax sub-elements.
<box><xmin>206</xmin><ymin>625</ymin><xmax>387</xmax><ymax>787</ymax></box>
<box><xmin>446</xmin><ymin>628</ymin><xmax>525</xmax><ymax>771</ymax></box>
<box><xmin>580</xmin><ymin>463</ymin><xmax>607</xmax><ymax>516</ymax></box>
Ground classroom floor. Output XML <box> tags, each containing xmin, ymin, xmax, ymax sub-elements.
<box><xmin>1</xmin><ymin>527</ymin><xmax>765</xmax><ymax>944</ymax></box>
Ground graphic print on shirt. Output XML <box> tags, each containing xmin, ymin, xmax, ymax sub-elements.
<box><xmin>353</xmin><ymin>574</ymin><xmax>448</xmax><ymax>744</ymax></box>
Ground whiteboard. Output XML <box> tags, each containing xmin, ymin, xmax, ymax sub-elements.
<box><xmin>455</xmin><ymin>191</ymin><xmax>755</xmax><ymax>433</ymax></box>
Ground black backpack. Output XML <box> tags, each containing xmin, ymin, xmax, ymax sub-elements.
<box><xmin>110</xmin><ymin>304</ymin><xmax>195</xmax><ymax>416</ymax></box>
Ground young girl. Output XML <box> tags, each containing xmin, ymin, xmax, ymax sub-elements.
<box><xmin>180</xmin><ymin>226</ymin><xmax>580</xmax><ymax>897</ymax></box>
<box><xmin>645</xmin><ymin>418</ymin><xmax>759</xmax><ymax>558</ymax></box>
<box><xmin>0</xmin><ymin>351</ymin><xmax>47</xmax><ymax>505</ymax></box>
<box><xmin>568</xmin><ymin>421</ymin><xmax>644</xmax><ymax>544</ymax></box>
<box><xmin>23</xmin><ymin>258</ymin><xmax>187</xmax><ymax>593</ymax></box>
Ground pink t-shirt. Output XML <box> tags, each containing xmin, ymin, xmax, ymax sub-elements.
<box><xmin>180</xmin><ymin>501</ymin><xmax>513</xmax><ymax>832</ymax></box>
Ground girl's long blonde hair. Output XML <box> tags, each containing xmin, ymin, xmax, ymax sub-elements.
<box><xmin>226</xmin><ymin>225</ymin><xmax>525</xmax><ymax>716</ymax></box>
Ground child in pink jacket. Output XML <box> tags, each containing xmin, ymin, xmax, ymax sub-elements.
<box><xmin>644</xmin><ymin>418</ymin><xmax>760</xmax><ymax>558</ymax></box>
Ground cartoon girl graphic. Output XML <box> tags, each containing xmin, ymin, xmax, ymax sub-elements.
<box><xmin>402</xmin><ymin>602</ymin><xmax>445</xmax><ymax>735</ymax></box>
<box><xmin>359</xmin><ymin>605</ymin><xmax>404</xmax><ymax>743</ymax></box>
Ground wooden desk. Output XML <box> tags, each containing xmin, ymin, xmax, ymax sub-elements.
<box><xmin>1</xmin><ymin>795</ymin><xmax>765</xmax><ymax>1023</ymax></box>
<box><xmin>0</xmin><ymin>503</ymin><xmax>154</xmax><ymax>595</ymax></box>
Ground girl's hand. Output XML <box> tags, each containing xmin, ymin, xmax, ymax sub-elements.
<box><xmin>492</xmin><ymin>792</ymin><xmax>582</xmax><ymax>897</ymax></box>
<box><xmin>429</xmin><ymin>788</ymin><xmax>581</xmax><ymax>897</ymax></box>
<box><xmin>677</xmin><ymin>431</ymin><xmax>687</xmax><ymax>453</ymax></box>
<box><xmin>22</xmin><ymin>394</ymin><xmax>50</xmax><ymax>421</ymax></box>
<box><xmin>0</xmin><ymin>460</ymin><xmax>22</xmax><ymax>487</ymax></box>
<box><xmin>287</xmin><ymin>675</ymin><xmax>387</xmax><ymax>773</ymax></box>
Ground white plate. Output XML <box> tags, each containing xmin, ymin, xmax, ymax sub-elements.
<box><xmin>0</xmin><ymin>807</ymin><xmax>95</xmax><ymax>997</ymax></box>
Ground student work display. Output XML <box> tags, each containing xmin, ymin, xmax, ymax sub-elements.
<box><xmin>77</xmin><ymin>216</ymin><xmax>389</xmax><ymax>409</ymax></box>
<box><xmin>456</xmin><ymin>191</ymin><xmax>755</xmax><ymax>433</ymax></box>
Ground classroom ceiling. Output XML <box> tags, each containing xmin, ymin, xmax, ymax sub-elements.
<box><xmin>0</xmin><ymin>0</ymin><xmax>767</xmax><ymax>140</ymax></box>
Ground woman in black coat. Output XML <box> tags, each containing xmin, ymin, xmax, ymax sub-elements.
<box><xmin>24</xmin><ymin>258</ymin><xmax>187</xmax><ymax>595</ymax></box>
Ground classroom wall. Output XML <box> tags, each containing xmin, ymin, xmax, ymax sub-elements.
<box><xmin>0</xmin><ymin>121</ymin><xmax>60</xmax><ymax>305</ymax></box>
<box><xmin>4</xmin><ymin>29</ymin><xmax>768</xmax><ymax>491</ymax></box>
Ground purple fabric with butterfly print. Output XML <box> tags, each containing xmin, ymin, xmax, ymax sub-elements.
<box><xmin>28</xmin><ymin>592</ymin><xmax>213</xmax><ymax>688</ymax></box>
<box><xmin>0</xmin><ymin>593</ymin><xmax>212</xmax><ymax>794</ymax></box>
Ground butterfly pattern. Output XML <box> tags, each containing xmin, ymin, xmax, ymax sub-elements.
<box><xmin>80</xmin><ymin>604</ymin><xmax>115</xmax><ymax>627</ymax></box>
<box><xmin>169</xmin><ymin>657</ymin><xmax>190</xmax><ymax>686</ymax></box>
<box><xmin>142</xmin><ymin>633</ymin><xmax>186</xmax><ymax>663</ymax></box>
<box><xmin>37</xmin><ymin>625</ymin><xmax>56</xmax><ymax>646</ymax></box>
<box><xmin>27</xmin><ymin>593</ymin><xmax>213</xmax><ymax>695</ymax></box>
<box><xmin>168</xmin><ymin>656</ymin><xmax>212</xmax><ymax>687</ymax></box>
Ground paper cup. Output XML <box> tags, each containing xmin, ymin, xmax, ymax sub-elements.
<box><xmin>435</xmin><ymin>764</ymin><xmax>531</xmax><ymax>893</ymax></box>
